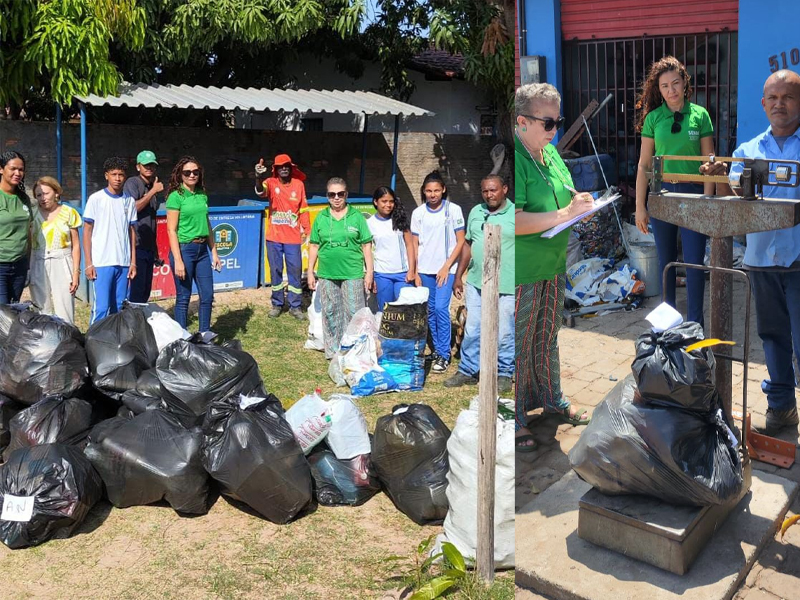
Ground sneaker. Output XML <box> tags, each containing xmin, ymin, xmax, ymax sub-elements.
<box><xmin>444</xmin><ymin>371</ymin><xmax>478</xmax><ymax>388</ymax></box>
<box><xmin>268</xmin><ymin>307</ymin><xmax>282</xmax><ymax>318</ymax></box>
<box><xmin>498</xmin><ymin>376</ymin><xmax>513</xmax><ymax>394</ymax></box>
<box><xmin>432</xmin><ymin>356</ymin><xmax>450</xmax><ymax>373</ymax></box>
<box><xmin>288</xmin><ymin>307</ymin><xmax>306</xmax><ymax>321</ymax></box>
<box><xmin>758</xmin><ymin>406</ymin><xmax>800</xmax><ymax>436</ymax></box>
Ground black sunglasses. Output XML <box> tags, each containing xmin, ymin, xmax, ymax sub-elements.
<box><xmin>181</xmin><ymin>169</ymin><xmax>201</xmax><ymax>177</ymax></box>
<box><xmin>521</xmin><ymin>114</ymin><xmax>565</xmax><ymax>132</ymax></box>
<box><xmin>327</xmin><ymin>191</ymin><xmax>347</xmax><ymax>199</ymax></box>
<box><xmin>671</xmin><ymin>110</ymin><xmax>684</xmax><ymax>134</ymax></box>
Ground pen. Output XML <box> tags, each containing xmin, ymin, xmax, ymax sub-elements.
<box><xmin>563</xmin><ymin>184</ymin><xmax>579</xmax><ymax>196</ymax></box>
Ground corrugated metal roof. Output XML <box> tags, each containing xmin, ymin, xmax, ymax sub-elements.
<box><xmin>76</xmin><ymin>83</ymin><xmax>434</xmax><ymax>117</ymax></box>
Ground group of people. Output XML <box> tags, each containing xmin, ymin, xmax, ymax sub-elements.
<box><xmin>515</xmin><ymin>57</ymin><xmax>800</xmax><ymax>450</ymax></box>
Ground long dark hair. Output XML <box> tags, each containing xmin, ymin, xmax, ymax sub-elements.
<box><xmin>167</xmin><ymin>156</ymin><xmax>205</xmax><ymax>195</ymax></box>
<box><xmin>635</xmin><ymin>56</ymin><xmax>693</xmax><ymax>132</ymax></box>
<box><xmin>0</xmin><ymin>150</ymin><xmax>28</xmax><ymax>201</ymax></box>
<box><xmin>372</xmin><ymin>186</ymin><xmax>409</xmax><ymax>232</ymax></box>
<box><xmin>419</xmin><ymin>170</ymin><xmax>448</xmax><ymax>205</ymax></box>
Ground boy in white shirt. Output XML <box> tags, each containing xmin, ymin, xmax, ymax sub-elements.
<box><xmin>82</xmin><ymin>157</ymin><xmax>137</xmax><ymax>324</ymax></box>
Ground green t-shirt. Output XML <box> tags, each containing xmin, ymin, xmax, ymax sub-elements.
<box><xmin>465</xmin><ymin>199</ymin><xmax>515</xmax><ymax>295</ymax></box>
<box><xmin>0</xmin><ymin>189</ymin><xmax>32</xmax><ymax>262</ymax></box>
<box><xmin>166</xmin><ymin>186</ymin><xmax>210</xmax><ymax>243</ymax></box>
<box><xmin>641</xmin><ymin>101</ymin><xmax>713</xmax><ymax>175</ymax></box>
<box><xmin>515</xmin><ymin>136</ymin><xmax>573</xmax><ymax>285</ymax></box>
<box><xmin>310</xmin><ymin>205</ymin><xmax>373</xmax><ymax>280</ymax></box>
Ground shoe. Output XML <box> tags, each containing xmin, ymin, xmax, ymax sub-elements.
<box><xmin>759</xmin><ymin>406</ymin><xmax>800</xmax><ymax>436</ymax></box>
<box><xmin>558</xmin><ymin>402</ymin><xmax>591</xmax><ymax>426</ymax></box>
<box><xmin>268</xmin><ymin>307</ymin><xmax>282</xmax><ymax>318</ymax></box>
<box><xmin>498</xmin><ymin>376</ymin><xmax>513</xmax><ymax>394</ymax></box>
<box><xmin>432</xmin><ymin>356</ymin><xmax>450</xmax><ymax>373</ymax></box>
<box><xmin>444</xmin><ymin>371</ymin><xmax>478</xmax><ymax>388</ymax></box>
<box><xmin>288</xmin><ymin>307</ymin><xmax>306</xmax><ymax>321</ymax></box>
<box><xmin>515</xmin><ymin>433</ymin><xmax>538</xmax><ymax>453</ymax></box>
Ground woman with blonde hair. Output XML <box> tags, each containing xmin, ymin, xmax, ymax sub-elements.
<box><xmin>29</xmin><ymin>176</ymin><xmax>82</xmax><ymax>324</ymax></box>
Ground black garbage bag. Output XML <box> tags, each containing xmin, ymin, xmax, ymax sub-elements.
<box><xmin>157</xmin><ymin>340</ymin><xmax>270</xmax><ymax>423</ymax></box>
<box><xmin>85</xmin><ymin>307</ymin><xmax>159</xmax><ymax>397</ymax></box>
<box><xmin>0</xmin><ymin>443</ymin><xmax>103</xmax><ymax>549</ymax></box>
<box><xmin>372</xmin><ymin>404</ymin><xmax>450</xmax><ymax>525</ymax></box>
<box><xmin>0</xmin><ymin>394</ymin><xmax>24</xmax><ymax>453</ymax></box>
<box><xmin>308</xmin><ymin>447</ymin><xmax>380</xmax><ymax>506</ymax></box>
<box><xmin>0</xmin><ymin>303</ymin><xmax>31</xmax><ymax>346</ymax></box>
<box><xmin>631</xmin><ymin>322</ymin><xmax>716</xmax><ymax>411</ymax></box>
<box><xmin>84</xmin><ymin>409</ymin><xmax>211</xmax><ymax>514</ymax></box>
<box><xmin>136</xmin><ymin>368</ymin><xmax>161</xmax><ymax>397</ymax></box>
<box><xmin>569</xmin><ymin>375</ymin><xmax>743</xmax><ymax>506</ymax></box>
<box><xmin>0</xmin><ymin>312</ymin><xmax>87</xmax><ymax>405</ymax></box>
<box><xmin>201</xmin><ymin>394</ymin><xmax>312</xmax><ymax>524</ymax></box>
<box><xmin>120</xmin><ymin>390</ymin><xmax>164</xmax><ymax>415</ymax></box>
<box><xmin>4</xmin><ymin>397</ymin><xmax>93</xmax><ymax>459</ymax></box>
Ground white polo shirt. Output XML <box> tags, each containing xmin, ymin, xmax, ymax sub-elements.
<box><xmin>83</xmin><ymin>189</ymin><xmax>137</xmax><ymax>267</ymax></box>
<box><xmin>410</xmin><ymin>200</ymin><xmax>465</xmax><ymax>275</ymax></box>
<box><xmin>367</xmin><ymin>214</ymin><xmax>409</xmax><ymax>274</ymax></box>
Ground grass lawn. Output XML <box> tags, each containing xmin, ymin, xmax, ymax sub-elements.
<box><xmin>0</xmin><ymin>289</ymin><xmax>514</xmax><ymax>600</ymax></box>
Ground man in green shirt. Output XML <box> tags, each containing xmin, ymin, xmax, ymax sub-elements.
<box><xmin>446</xmin><ymin>174</ymin><xmax>515</xmax><ymax>393</ymax></box>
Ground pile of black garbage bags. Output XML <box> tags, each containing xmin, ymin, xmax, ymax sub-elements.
<box><xmin>0</xmin><ymin>304</ymin><xmax>452</xmax><ymax>549</ymax></box>
<box><xmin>570</xmin><ymin>322</ymin><xmax>744</xmax><ymax>506</ymax></box>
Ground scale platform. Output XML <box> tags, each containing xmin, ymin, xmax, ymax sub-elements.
<box><xmin>577</xmin><ymin>462</ymin><xmax>752</xmax><ymax>575</ymax></box>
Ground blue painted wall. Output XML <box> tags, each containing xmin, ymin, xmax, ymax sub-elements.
<box><xmin>737</xmin><ymin>0</ymin><xmax>800</xmax><ymax>145</ymax></box>
<box><xmin>524</xmin><ymin>0</ymin><xmax>562</xmax><ymax>93</ymax></box>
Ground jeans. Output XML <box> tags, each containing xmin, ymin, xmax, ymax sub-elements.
<box><xmin>458</xmin><ymin>283</ymin><xmax>515</xmax><ymax>378</ymax></box>
<box><xmin>0</xmin><ymin>256</ymin><xmax>28</xmax><ymax>304</ymax></box>
<box><xmin>91</xmin><ymin>265</ymin><xmax>129</xmax><ymax>324</ymax></box>
<box><xmin>129</xmin><ymin>248</ymin><xmax>155</xmax><ymax>303</ymax></box>
<box><xmin>419</xmin><ymin>272</ymin><xmax>455</xmax><ymax>361</ymax></box>
<box><xmin>266</xmin><ymin>241</ymin><xmax>302</xmax><ymax>308</ymax></box>
<box><xmin>170</xmin><ymin>242</ymin><xmax>214</xmax><ymax>332</ymax></box>
<box><xmin>649</xmin><ymin>182</ymin><xmax>707</xmax><ymax>327</ymax></box>
<box><xmin>374</xmin><ymin>271</ymin><xmax>412</xmax><ymax>310</ymax></box>
<box><xmin>750</xmin><ymin>269</ymin><xmax>800</xmax><ymax>412</ymax></box>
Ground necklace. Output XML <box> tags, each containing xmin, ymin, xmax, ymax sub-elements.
<box><xmin>516</xmin><ymin>131</ymin><xmax>563</xmax><ymax>209</ymax></box>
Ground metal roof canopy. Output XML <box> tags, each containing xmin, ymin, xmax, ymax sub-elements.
<box><xmin>60</xmin><ymin>83</ymin><xmax>435</xmax><ymax>207</ymax></box>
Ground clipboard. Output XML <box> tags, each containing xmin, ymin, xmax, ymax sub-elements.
<box><xmin>541</xmin><ymin>190</ymin><xmax>621</xmax><ymax>239</ymax></box>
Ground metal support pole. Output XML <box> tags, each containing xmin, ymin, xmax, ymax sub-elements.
<box><xmin>359</xmin><ymin>114</ymin><xmax>369</xmax><ymax>194</ymax></box>
<box><xmin>55</xmin><ymin>103</ymin><xmax>62</xmax><ymax>183</ymax></box>
<box><xmin>390</xmin><ymin>114</ymin><xmax>400</xmax><ymax>191</ymax></box>
<box><xmin>710</xmin><ymin>236</ymin><xmax>734</xmax><ymax>417</ymax></box>
<box><xmin>476</xmin><ymin>223</ymin><xmax>500</xmax><ymax>583</ymax></box>
<box><xmin>80</xmin><ymin>103</ymin><xmax>87</xmax><ymax>210</ymax></box>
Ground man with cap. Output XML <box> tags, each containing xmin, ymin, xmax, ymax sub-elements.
<box><xmin>124</xmin><ymin>150</ymin><xmax>163</xmax><ymax>303</ymax></box>
<box><xmin>254</xmin><ymin>154</ymin><xmax>310</xmax><ymax>319</ymax></box>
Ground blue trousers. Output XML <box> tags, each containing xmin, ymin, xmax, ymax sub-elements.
<box><xmin>267</xmin><ymin>241</ymin><xmax>302</xmax><ymax>309</ymax></box>
<box><xmin>129</xmin><ymin>248</ymin><xmax>155</xmax><ymax>303</ymax></box>
<box><xmin>649</xmin><ymin>182</ymin><xmax>707</xmax><ymax>327</ymax></box>
<box><xmin>374</xmin><ymin>271</ymin><xmax>412</xmax><ymax>310</ymax></box>
<box><xmin>750</xmin><ymin>269</ymin><xmax>800</xmax><ymax>412</ymax></box>
<box><xmin>0</xmin><ymin>257</ymin><xmax>28</xmax><ymax>304</ymax></box>
<box><xmin>170</xmin><ymin>242</ymin><xmax>214</xmax><ymax>332</ymax></box>
<box><xmin>459</xmin><ymin>283</ymin><xmax>515</xmax><ymax>378</ymax></box>
<box><xmin>91</xmin><ymin>266</ymin><xmax>129</xmax><ymax>324</ymax></box>
<box><xmin>420</xmin><ymin>272</ymin><xmax>455</xmax><ymax>361</ymax></box>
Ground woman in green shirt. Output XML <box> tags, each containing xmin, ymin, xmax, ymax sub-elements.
<box><xmin>515</xmin><ymin>84</ymin><xmax>594</xmax><ymax>452</ymax></box>
<box><xmin>635</xmin><ymin>56</ymin><xmax>715</xmax><ymax>327</ymax></box>
<box><xmin>165</xmin><ymin>156</ymin><xmax>222</xmax><ymax>333</ymax></box>
<box><xmin>307</xmin><ymin>177</ymin><xmax>374</xmax><ymax>359</ymax></box>
<box><xmin>0</xmin><ymin>151</ymin><xmax>32</xmax><ymax>304</ymax></box>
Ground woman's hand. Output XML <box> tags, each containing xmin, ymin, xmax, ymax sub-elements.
<box><xmin>364</xmin><ymin>272</ymin><xmax>374</xmax><ymax>294</ymax></box>
<box><xmin>406</xmin><ymin>269</ymin><xmax>421</xmax><ymax>287</ymax></box>
<box><xmin>211</xmin><ymin>249</ymin><xmax>222</xmax><ymax>272</ymax></box>
<box><xmin>636</xmin><ymin>205</ymin><xmax>650</xmax><ymax>235</ymax></box>
<box><xmin>174</xmin><ymin>260</ymin><xmax>186</xmax><ymax>280</ymax></box>
<box><xmin>69</xmin><ymin>273</ymin><xmax>79</xmax><ymax>295</ymax></box>
<box><xmin>307</xmin><ymin>271</ymin><xmax>317</xmax><ymax>291</ymax></box>
<box><xmin>566</xmin><ymin>192</ymin><xmax>594</xmax><ymax>219</ymax></box>
<box><xmin>436</xmin><ymin>265</ymin><xmax>450</xmax><ymax>287</ymax></box>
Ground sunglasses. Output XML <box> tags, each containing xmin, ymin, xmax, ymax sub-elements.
<box><xmin>521</xmin><ymin>114</ymin><xmax>565</xmax><ymax>132</ymax></box>
<box><xmin>671</xmin><ymin>110</ymin><xmax>684</xmax><ymax>134</ymax></box>
<box><xmin>181</xmin><ymin>169</ymin><xmax>201</xmax><ymax>177</ymax></box>
<box><xmin>327</xmin><ymin>191</ymin><xmax>347</xmax><ymax>199</ymax></box>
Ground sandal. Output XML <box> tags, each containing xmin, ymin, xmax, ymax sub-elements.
<box><xmin>515</xmin><ymin>434</ymin><xmax>538</xmax><ymax>453</ymax></box>
<box><xmin>559</xmin><ymin>403</ymin><xmax>591</xmax><ymax>426</ymax></box>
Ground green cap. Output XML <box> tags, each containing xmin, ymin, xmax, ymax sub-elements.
<box><xmin>136</xmin><ymin>150</ymin><xmax>158</xmax><ymax>166</ymax></box>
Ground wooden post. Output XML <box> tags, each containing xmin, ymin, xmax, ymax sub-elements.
<box><xmin>476</xmin><ymin>224</ymin><xmax>500</xmax><ymax>583</ymax></box>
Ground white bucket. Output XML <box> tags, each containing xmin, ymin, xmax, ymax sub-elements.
<box><xmin>627</xmin><ymin>242</ymin><xmax>661</xmax><ymax>298</ymax></box>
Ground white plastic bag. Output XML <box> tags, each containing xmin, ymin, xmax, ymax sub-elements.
<box><xmin>304</xmin><ymin>290</ymin><xmax>325</xmax><ymax>351</ymax></box>
<box><xmin>327</xmin><ymin>394</ymin><xmax>371</xmax><ymax>460</ymax></box>
<box><xmin>146</xmin><ymin>311</ymin><xmax>192</xmax><ymax>352</ymax></box>
<box><xmin>329</xmin><ymin>307</ymin><xmax>383</xmax><ymax>389</ymax></box>
<box><xmin>435</xmin><ymin>397</ymin><xmax>515</xmax><ymax>568</ymax></box>
<box><xmin>284</xmin><ymin>391</ymin><xmax>332</xmax><ymax>455</ymax></box>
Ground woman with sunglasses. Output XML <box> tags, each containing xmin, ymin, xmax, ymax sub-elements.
<box><xmin>635</xmin><ymin>56</ymin><xmax>715</xmax><ymax>328</ymax></box>
<box><xmin>307</xmin><ymin>177</ymin><xmax>373</xmax><ymax>359</ymax></box>
<box><xmin>514</xmin><ymin>83</ymin><xmax>595</xmax><ymax>452</ymax></box>
<box><xmin>165</xmin><ymin>156</ymin><xmax>222</xmax><ymax>333</ymax></box>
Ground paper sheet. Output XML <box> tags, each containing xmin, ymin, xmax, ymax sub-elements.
<box><xmin>541</xmin><ymin>192</ymin><xmax>621</xmax><ymax>239</ymax></box>
<box><xmin>645</xmin><ymin>302</ymin><xmax>684</xmax><ymax>333</ymax></box>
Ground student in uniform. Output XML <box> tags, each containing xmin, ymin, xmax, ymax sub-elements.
<box><xmin>366</xmin><ymin>186</ymin><xmax>418</xmax><ymax>309</ymax></box>
<box><xmin>83</xmin><ymin>157</ymin><xmax>137</xmax><ymax>324</ymax></box>
<box><xmin>410</xmin><ymin>171</ymin><xmax>466</xmax><ymax>373</ymax></box>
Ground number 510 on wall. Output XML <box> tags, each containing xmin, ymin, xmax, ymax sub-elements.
<box><xmin>770</xmin><ymin>49</ymin><xmax>800</xmax><ymax>72</ymax></box>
